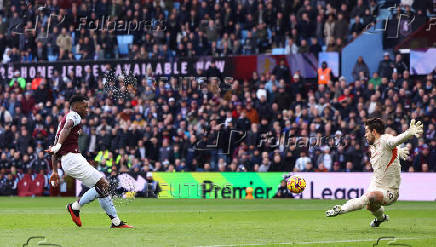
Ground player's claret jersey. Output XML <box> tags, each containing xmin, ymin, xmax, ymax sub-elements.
<box><xmin>54</xmin><ymin>111</ymin><xmax>82</xmax><ymax>157</ymax></box>
<box><xmin>369</xmin><ymin>134</ymin><xmax>401</xmax><ymax>190</ymax></box>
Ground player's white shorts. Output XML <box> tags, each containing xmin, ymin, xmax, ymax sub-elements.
<box><xmin>367</xmin><ymin>186</ymin><xmax>399</xmax><ymax>206</ymax></box>
<box><xmin>61</xmin><ymin>152</ymin><xmax>103</xmax><ymax>187</ymax></box>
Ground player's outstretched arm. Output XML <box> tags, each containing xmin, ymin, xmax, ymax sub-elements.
<box><xmin>386</xmin><ymin>119</ymin><xmax>423</xmax><ymax>149</ymax></box>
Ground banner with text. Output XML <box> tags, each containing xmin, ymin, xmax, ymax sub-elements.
<box><xmin>2</xmin><ymin>54</ymin><xmax>318</xmax><ymax>80</ymax></box>
<box><xmin>76</xmin><ymin>172</ymin><xmax>436</xmax><ymax>201</ymax></box>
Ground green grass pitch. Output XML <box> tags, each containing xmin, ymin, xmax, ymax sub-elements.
<box><xmin>1</xmin><ymin>197</ymin><xmax>435</xmax><ymax>247</ymax></box>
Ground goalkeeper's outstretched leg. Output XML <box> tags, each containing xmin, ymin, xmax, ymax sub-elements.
<box><xmin>326</xmin><ymin>191</ymin><xmax>389</xmax><ymax>226</ymax></box>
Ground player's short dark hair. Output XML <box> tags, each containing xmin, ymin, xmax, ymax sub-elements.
<box><xmin>365</xmin><ymin>118</ymin><xmax>385</xmax><ymax>134</ymax></box>
<box><xmin>70</xmin><ymin>95</ymin><xmax>88</xmax><ymax>104</ymax></box>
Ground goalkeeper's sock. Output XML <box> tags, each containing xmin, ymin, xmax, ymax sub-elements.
<box><xmin>78</xmin><ymin>187</ymin><xmax>99</xmax><ymax>207</ymax></box>
<box><xmin>341</xmin><ymin>195</ymin><xmax>369</xmax><ymax>213</ymax></box>
<box><xmin>98</xmin><ymin>196</ymin><xmax>119</xmax><ymax>225</ymax></box>
<box><xmin>371</xmin><ymin>206</ymin><xmax>385</xmax><ymax>221</ymax></box>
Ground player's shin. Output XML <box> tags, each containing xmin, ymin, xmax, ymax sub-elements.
<box><xmin>341</xmin><ymin>194</ymin><xmax>369</xmax><ymax>213</ymax></box>
<box><xmin>76</xmin><ymin>187</ymin><xmax>100</xmax><ymax>209</ymax></box>
<box><xmin>98</xmin><ymin>196</ymin><xmax>120</xmax><ymax>226</ymax></box>
<box><xmin>371</xmin><ymin>206</ymin><xmax>385</xmax><ymax>221</ymax></box>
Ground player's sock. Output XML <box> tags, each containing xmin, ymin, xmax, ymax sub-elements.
<box><xmin>371</xmin><ymin>206</ymin><xmax>385</xmax><ymax>221</ymax></box>
<box><xmin>341</xmin><ymin>195</ymin><xmax>369</xmax><ymax>213</ymax></box>
<box><xmin>72</xmin><ymin>201</ymin><xmax>81</xmax><ymax>211</ymax></box>
<box><xmin>78</xmin><ymin>187</ymin><xmax>99</xmax><ymax>207</ymax></box>
<box><xmin>98</xmin><ymin>196</ymin><xmax>120</xmax><ymax>225</ymax></box>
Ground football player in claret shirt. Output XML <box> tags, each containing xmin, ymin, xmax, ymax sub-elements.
<box><xmin>326</xmin><ymin>118</ymin><xmax>423</xmax><ymax>227</ymax></box>
<box><xmin>48</xmin><ymin>95</ymin><xmax>133</xmax><ymax>228</ymax></box>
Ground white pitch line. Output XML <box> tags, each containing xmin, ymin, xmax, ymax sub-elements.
<box><xmin>195</xmin><ymin>236</ymin><xmax>436</xmax><ymax>247</ymax></box>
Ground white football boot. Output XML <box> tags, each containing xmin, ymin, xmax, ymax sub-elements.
<box><xmin>325</xmin><ymin>205</ymin><xmax>344</xmax><ymax>217</ymax></box>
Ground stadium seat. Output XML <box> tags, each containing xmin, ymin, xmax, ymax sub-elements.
<box><xmin>48</xmin><ymin>55</ymin><xmax>58</xmax><ymax>61</ymax></box>
<box><xmin>17</xmin><ymin>176</ymin><xmax>33</xmax><ymax>197</ymax></box>
<box><xmin>173</xmin><ymin>2</ymin><xmax>180</xmax><ymax>10</ymax></box>
<box><xmin>31</xmin><ymin>174</ymin><xmax>45</xmax><ymax>197</ymax></box>
<box><xmin>117</xmin><ymin>35</ymin><xmax>134</xmax><ymax>55</ymax></box>
<box><xmin>242</xmin><ymin>30</ymin><xmax>249</xmax><ymax>39</ymax></box>
<box><xmin>272</xmin><ymin>48</ymin><xmax>286</xmax><ymax>55</ymax></box>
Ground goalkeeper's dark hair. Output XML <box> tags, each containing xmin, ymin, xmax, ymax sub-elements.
<box><xmin>365</xmin><ymin>118</ymin><xmax>385</xmax><ymax>134</ymax></box>
<box><xmin>70</xmin><ymin>95</ymin><xmax>88</xmax><ymax>104</ymax></box>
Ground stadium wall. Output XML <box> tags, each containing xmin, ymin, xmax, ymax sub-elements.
<box><xmin>76</xmin><ymin>173</ymin><xmax>436</xmax><ymax>201</ymax></box>
<box><xmin>341</xmin><ymin>23</ymin><xmax>387</xmax><ymax>82</ymax></box>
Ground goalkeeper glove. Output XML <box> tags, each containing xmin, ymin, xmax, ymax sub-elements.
<box><xmin>407</xmin><ymin>119</ymin><xmax>423</xmax><ymax>138</ymax></box>
<box><xmin>397</xmin><ymin>146</ymin><xmax>410</xmax><ymax>160</ymax></box>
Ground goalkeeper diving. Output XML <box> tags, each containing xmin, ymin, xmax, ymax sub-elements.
<box><xmin>326</xmin><ymin>118</ymin><xmax>424</xmax><ymax>227</ymax></box>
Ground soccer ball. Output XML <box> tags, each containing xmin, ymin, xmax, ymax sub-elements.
<box><xmin>124</xmin><ymin>191</ymin><xmax>136</xmax><ymax>199</ymax></box>
<box><xmin>287</xmin><ymin>175</ymin><xmax>307</xmax><ymax>193</ymax></box>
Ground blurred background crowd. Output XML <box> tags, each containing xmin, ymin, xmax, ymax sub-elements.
<box><xmin>0</xmin><ymin>0</ymin><xmax>433</xmax><ymax>61</ymax></box>
<box><xmin>0</xmin><ymin>53</ymin><xmax>435</xmax><ymax>180</ymax></box>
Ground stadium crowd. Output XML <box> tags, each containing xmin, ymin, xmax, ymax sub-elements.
<box><xmin>0</xmin><ymin>0</ymin><xmax>433</xmax><ymax>61</ymax></box>
<box><xmin>0</xmin><ymin>52</ymin><xmax>435</xmax><ymax>184</ymax></box>
<box><xmin>1</xmin><ymin>0</ymin><xmax>436</xmax><ymax>196</ymax></box>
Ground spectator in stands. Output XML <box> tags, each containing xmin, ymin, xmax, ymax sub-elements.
<box><xmin>324</xmin><ymin>14</ymin><xmax>336</xmax><ymax>45</ymax></box>
<box><xmin>315</xmin><ymin>163</ymin><xmax>329</xmax><ymax>172</ymax></box>
<box><xmin>351</xmin><ymin>0</ymin><xmax>368</xmax><ymax>18</ymax></box>
<box><xmin>283</xmin><ymin>38</ymin><xmax>296</xmax><ymax>55</ymax></box>
<box><xmin>9</xmin><ymin>72</ymin><xmax>26</xmax><ymax>91</ymax></box>
<box><xmin>394</xmin><ymin>54</ymin><xmax>408</xmax><ymax>76</ymax></box>
<box><xmin>139</xmin><ymin>172</ymin><xmax>161</xmax><ymax>198</ymax></box>
<box><xmin>345</xmin><ymin>162</ymin><xmax>357</xmax><ymax>172</ymax></box>
<box><xmin>350</xmin><ymin>16</ymin><xmax>365</xmax><ymax>39</ymax></box>
<box><xmin>0</xmin><ymin>174</ymin><xmax>17</xmax><ymax>196</ymax></box>
<box><xmin>35</xmin><ymin>42</ymin><xmax>48</xmax><ymax>61</ymax></box>
<box><xmin>0</xmin><ymin>153</ymin><xmax>9</xmax><ymax>170</ymax></box>
<box><xmin>56</xmin><ymin>27</ymin><xmax>73</xmax><ymax>55</ymax></box>
<box><xmin>273</xmin><ymin>180</ymin><xmax>294</xmax><ymax>198</ymax></box>
<box><xmin>413</xmin><ymin>145</ymin><xmax>432</xmax><ymax>172</ymax></box>
<box><xmin>272</xmin><ymin>60</ymin><xmax>291</xmax><ymax>83</ymax></box>
<box><xmin>369</xmin><ymin>72</ymin><xmax>382</xmax><ymax>88</ymax></box>
<box><xmin>0</xmin><ymin>106</ymin><xmax>12</xmax><ymax>125</ymax></box>
<box><xmin>334</xmin><ymin>13</ymin><xmax>349</xmax><ymax>41</ymax></box>
<box><xmin>318</xmin><ymin>61</ymin><xmax>334</xmax><ymax>85</ymax></box>
<box><xmin>309</xmin><ymin>37</ymin><xmax>322</xmax><ymax>56</ymax></box>
<box><xmin>303</xmin><ymin>161</ymin><xmax>315</xmax><ymax>172</ymax></box>
<box><xmin>294</xmin><ymin>151</ymin><xmax>311</xmax><ymax>172</ymax></box>
<box><xmin>378</xmin><ymin>52</ymin><xmax>394</xmax><ymax>79</ymax></box>
<box><xmin>31</xmin><ymin>151</ymin><xmax>48</xmax><ymax>174</ymax></box>
<box><xmin>353</xmin><ymin>56</ymin><xmax>370</xmax><ymax>81</ymax></box>
<box><xmin>316</xmin><ymin>146</ymin><xmax>333</xmax><ymax>170</ymax></box>
<box><xmin>258</xmin><ymin>157</ymin><xmax>271</xmax><ymax>172</ymax></box>
<box><xmin>331</xmin><ymin>162</ymin><xmax>344</xmax><ymax>172</ymax></box>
